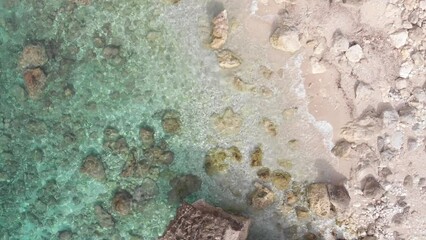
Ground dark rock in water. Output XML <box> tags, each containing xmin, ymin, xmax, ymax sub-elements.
<box><xmin>58</xmin><ymin>230</ymin><xmax>73</xmax><ymax>240</ymax></box>
<box><xmin>361</xmin><ymin>175</ymin><xmax>383</xmax><ymax>198</ymax></box>
<box><xmin>168</xmin><ymin>174</ymin><xmax>202</xmax><ymax>203</ymax></box>
<box><xmin>139</xmin><ymin>126</ymin><xmax>155</xmax><ymax>148</ymax></box>
<box><xmin>133</xmin><ymin>178</ymin><xmax>159</xmax><ymax>202</ymax></box>
<box><xmin>327</xmin><ymin>184</ymin><xmax>351</xmax><ymax>210</ymax></box>
<box><xmin>103</xmin><ymin>127</ymin><xmax>129</xmax><ymax>155</ymax></box>
<box><xmin>161</xmin><ymin>110</ymin><xmax>181</xmax><ymax>134</ymax></box>
<box><xmin>19</xmin><ymin>44</ymin><xmax>48</xmax><ymax>69</ymax></box>
<box><xmin>144</xmin><ymin>146</ymin><xmax>174</xmax><ymax>165</ymax></box>
<box><xmin>94</xmin><ymin>205</ymin><xmax>115</xmax><ymax>228</ymax></box>
<box><xmin>103</xmin><ymin>45</ymin><xmax>120</xmax><ymax>59</ymax></box>
<box><xmin>23</xmin><ymin>68</ymin><xmax>47</xmax><ymax>99</ymax></box>
<box><xmin>160</xmin><ymin>200</ymin><xmax>250</xmax><ymax>240</ymax></box>
<box><xmin>112</xmin><ymin>189</ymin><xmax>133</xmax><ymax>215</ymax></box>
<box><xmin>80</xmin><ymin>155</ymin><xmax>106</xmax><ymax>181</ymax></box>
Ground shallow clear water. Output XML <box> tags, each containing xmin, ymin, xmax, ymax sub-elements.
<box><xmin>0</xmin><ymin>1</ymin><xmax>343</xmax><ymax>239</ymax></box>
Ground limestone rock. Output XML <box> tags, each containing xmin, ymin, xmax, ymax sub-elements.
<box><xmin>355</xmin><ymin>82</ymin><xmax>373</xmax><ymax>99</ymax></box>
<box><xmin>160</xmin><ymin>200</ymin><xmax>251</xmax><ymax>240</ymax></box>
<box><xmin>80</xmin><ymin>155</ymin><xmax>106</xmax><ymax>181</ymax></box>
<box><xmin>295</xmin><ymin>207</ymin><xmax>310</xmax><ymax>220</ymax></box>
<box><xmin>210</xmin><ymin>10</ymin><xmax>228</xmax><ymax>49</ymax></box>
<box><xmin>212</xmin><ymin>107</ymin><xmax>242</xmax><ymax>134</ymax></box>
<box><xmin>256</xmin><ymin>167</ymin><xmax>271</xmax><ymax>180</ymax></box>
<box><xmin>270</xmin><ymin>26</ymin><xmax>301</xmax><ymax>53</ymax></box>
<box><xmin>327</xmin><ymin>184</ymin><xmax>350</xmax><ymax>210</ymax></box>
<box><xmin>250</xmin><ymin>183</ymin><xmax>275</xmax><ymax>209</ymax></box>
<box><xmin>389</xmin><ymin>30</ymin><xmax>408</xmax><ymax>48</ymax></box>
<box><xmin>361</xmin><ymin>175</ymin><xmax>383</xmax><ymax>198</ymax></box>
<box><xmin>19</xmin><ymin>44</ymin><xmax>48</xmax><ymax>69</ymax></box>
<box><xmin>345</xmin><ymin>44</ymin><xmax>363</xmax><ymax>63</ymax></box>
<box><xmin>307</xmin><ymin>183</ymin><xmax>331</xmax><ymax>217</ymax></box>
<box><xmin>216</xmin><ymin>49</ymin><xmax>241</xmax><ymax>68</ymax></box>
<box><xmin>340</xmin><ymin>115</ymin><xmax>381</xmax><ymax>143</ymax></box>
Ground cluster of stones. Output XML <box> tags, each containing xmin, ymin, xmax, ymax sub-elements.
<box><xmin>79</xmin><ymin>109</ymin><xmax>202</xmax><ymax>222</ymax></box>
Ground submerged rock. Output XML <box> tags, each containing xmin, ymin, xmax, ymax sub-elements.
<box><xmin>139</xmin><ymin>126</ymin><xmax>155</xmax><ymax>148</ymax></box>
<box><xmin>210</xmin><ymin>10</ymin><xmax>228</xmax><ymax>49</ymax></box>
<box><xmin>212</xmin><ymin>107</ymin><xmax>242</xmax><ymax>134</ymax></box>
<box><xmin>204</xmin><ymin>146</ymin><xmax>242</xmax><ymax>175</ymax></box>
<box><xmin>162</xmin><ymin>110</ymin><xmax>181</xmax><ymax>134</ymax></box>
<box><xmin>112</xmin><ymin>189</ymin><xmax>133</xmax><ymax>215</ymax></box>
<box><xmin>216</xmin><ymin>49</ymin><xmax>241</xmax><ymax>68</ymax></box>
<box><xmin>94</xmin><ymin>205</ymin><xmax>115</xmax><ymax>228</ymax></box>
<box><xmin>261</xmin><ymin>118</ymin><xmax>277</xmax><ymax>136</ymax></box>
<box><xmin>80</xmin><ymin>155</ymin><xmax>106</xmax><ymax>181</ymax></box>
<box><xmin>271</xmin><ymin>170</ymin><xmax>292</xmax><ymax>190</ymax></box>
<box><xmin>249</xmin><ymin>183</ymin><xmax>275</xmax><ymax>209</ymax></box>
<box><xmin>250</xmin><ymin>145</ymin><xmax>263</xmax><ymax>167</ymax></box>
<box><xmin>168</xmin><ymin>174</ymin><xmax>202</xmax><ymax>203</ymax></box>
<box><xmin>103</xmin><ymin>127</ymin><xmax>129</xmax><ymax>155</ymax></box>
<box><xmin>23</xmin><ymin>68</ymin><xmax>47</xmax><ymax>99</ymax></box>
<box><xmin>19</xmin><ymin>44</ymin><xmax>48</xmax><ymax>69</ymax></box>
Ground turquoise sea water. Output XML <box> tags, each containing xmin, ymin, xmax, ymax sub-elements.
<box><xmin>0</xmin><ymin>1</ymin><xmax>349</xmax><ymax>239</ymax></box>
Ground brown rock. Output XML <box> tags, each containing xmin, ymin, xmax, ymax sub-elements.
<box><xmin>112</xmin><ymin>190</ymin><xmax>133</xmax><ymax>215</ymax></box>
<box><xmin>250</xmin><ymin>183</ymin><xmax>275</xmax><ymax>209</ymax></box>
<box><xmin>139</xmin><ymin>126</ymin><xmax>155</xmax><ymax>148</ymax></box>
<box><xmin>19</xmin><ymin>44</ymin><xmax>48</xmax><ymax>69</ymax></box>
<box><xmin>162</xmin><ymin>111</ymin><xmax>181</xmax><ymax>134</ymax></box>
<box><xmin>256</xmin><ymin>167</ymin><xmax>271</xmax><ymax>180</ymax></box>
<box><xmin>80</xmin><ymin>155</ymin><xmax>106</xmax><ymax>181</ymax></box>
<box><xmin>216</xmin><ymin>49</ymin><xmax>241</xmax><ymax>68</ymax></box>
<box><xmin>94</xmin><ymin>205</ymin><xmax>115</xmax><ymax>228</ymax></box>
<box><xmin>307</xmin><ymin>183</ymin><xmax>331</xmax><ymax>217</ymax></box>
<box><xmin>250</xmin><ymin>145</ymin><xmax>263</xmax><ymax>167</ymax></box>
<box><xmin>23</xmin><ymin>68</ymin><xmax>47</xmax><ymax>99</ymax></box>
<box><xmin>210</xmin><ymin>10</ymin><xmax>228</xmax><ymax>49</ymax></box>
<box><xmin>228</xmin><ymin>146</ymin><xmax>242</xmax><ymax>162</ymax></box>
<box><xmin>261</xmin><ymin>118</ymin><xmax>277</xmax><ymax>136</ymax></box>
<box><xmin>331</xmin><ymin>140</ymin><xmax>352</xmax><ymax>158</ymax></box>
<box><xmin>204</xmin><ymin>147</ymin><xmax>228</xmax><ymax>175</ymax></box>
<box><xmin>271</xmin><ymin>170</ymin><xmax>292</xmax><ymax>190</ymax></box>
<box><xmin>295</xmin><ymin>206</ymin><xmax>310</xmax><ymax>220</ymax></box>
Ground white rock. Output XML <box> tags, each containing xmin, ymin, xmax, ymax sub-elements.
<box><xmin>399</xmin><ymin>61</ymin><xmax>414</xmax><ymax>78</ymax></box>
<box><xmin>389</xmin><ymin>30</ymin><xmax>408</xmax><ymax>48</ymax></box>
<box><xmin>420</xmin><ymin>0</ymin><xmax>426</xmax><ymax>10</ymax></box>
<box><xmin>382</xmin><ymin>110</ymin><xmax>399</xmax><ymax>128</ymax></box>
<box><xmin>345</xmin><ymin>44</ymin><xmax>363</xmax><ymax>63</ymax></box>
<box><xmin>411</xmin><ymin>51</ymin><xmax>424</xmax><ymax>66</ymax></box>
<box><xmin>270</xmin><ymin>26</ymin><xmax>301</xmax><ymax>53</ymax></box>
<box><xmin>313</xmin><ymin>37</ymin><xmax>327</xmax><ymax>56</ymax></box>
<box><xmin>333</xmin><ymin>35</ymin><xmax>349</xmax><ymax>52</ymax></box>
<box><xmin>395</xmin><ymin>79</ymin><xmax>408</xmax><ymax>89</ymax></box>
<box><xmin>355</xmin><ymin>82</ymin><xmax>373</xmax><ymax>99</ymax></box>
<box><xmin>310</xmin><ymin>57</ymin><xmax>327</xmax><ymax>74</ymax></box>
